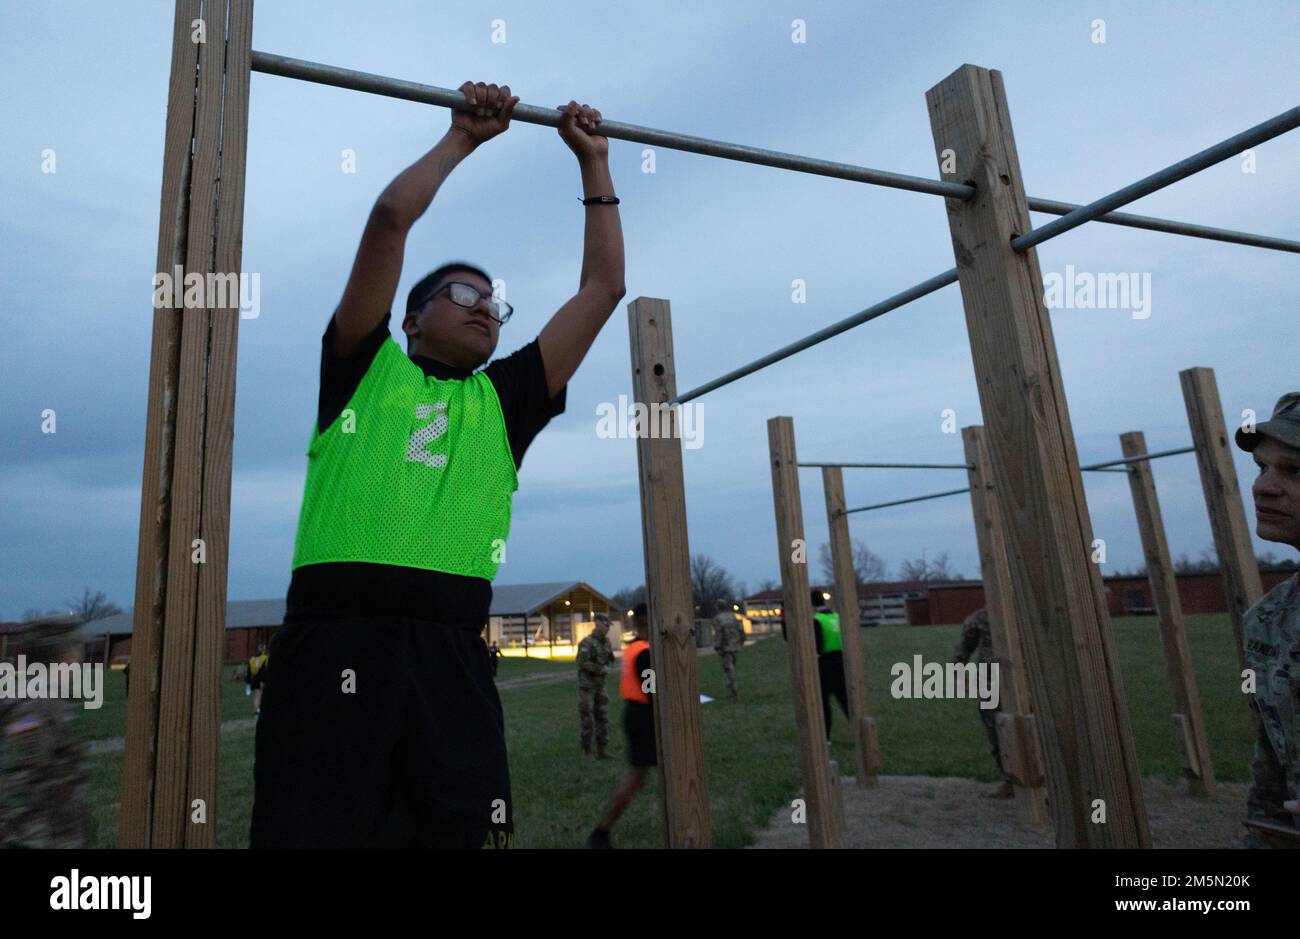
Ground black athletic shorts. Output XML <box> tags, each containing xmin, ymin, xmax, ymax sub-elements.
<box><xmin>622</xmin><ymin>700</ymin><xmax>657</xmax><ymax>768</ymax></box>
<box><xmin>249</xmin><ymin>606</ymin><xmax>513</xmax><ymax>848</ymax></box>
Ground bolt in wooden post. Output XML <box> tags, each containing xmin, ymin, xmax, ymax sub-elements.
<box><xmin>928</xmin><ymin>65</ymin><xmax>1149</xmax><ymax>847</ymax></box>
<box><xmin>1180</xmin><ymin>367</ymin><xmax>1263</xmax><ymax>674</ymax></box>
<box><xmin>1120</xmin><ymin>431</ymin><xmax>1215</xmax><ymax>796</ymax></box>
<box><xmin>822</xmin><ymin>465</ymin><xmax>880</xmax><ymax>786</ymax></box>
<box><xmin>962</xmin><ymin>426</ymin><xmax>1048</xmax><ymax>824</ymax></box>
<box><xmin>628</xmin><ymin>296</ymin><xmax>712</xmax><ymax>848</ymax></box>
<box><xmin>768</xmin><ymin>416</ymin><xmax>842</xmax><ymax>848</ymax></box>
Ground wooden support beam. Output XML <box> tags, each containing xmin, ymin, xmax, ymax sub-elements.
<box><xmin>821</xmin><ymin>466</ymin><xmax>880</xmax><ymax>786</ymax></box>
<box><xmin>120</xmin><ymin>0</ymin><xmax>205</xmax><ymax>851</ymax></box>
<box><xmin>1179</xmin><ymin>367</ymin><xmax>1264</xmax><ymax>673</ymax></box>
<box><xmin>627</xmin><ymin>296</ymin><xmax>712</xmax><ymax>848</ymax></box>
<box><xmin>768</xmin><ymin>416</ymin><xmax>842</xmax><ymax>848</ymax></box>
<box><xmin>122</xmin><ymin>0</ymin><xmax>253</xmax><ymax>849</ymax></box>
<box><xmin>928</xmin><ymin>65</ymin><xmax>1149</xmax><ymax>848</ymax></box>
<box><xmin>962</xmin><ymin>426</ymin><xmax>1048</xmax><ymax>824</ymax></box>
<box><xmin>1120</xmin><ymin>431</ymin><xmax>1216</xmax><ymax>796</ymax></box>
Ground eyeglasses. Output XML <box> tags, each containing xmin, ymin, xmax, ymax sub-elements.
<box><xmin>418</xmin><ymin>281</ymin><xmax>513</xmax><ymax>325</ymax></box>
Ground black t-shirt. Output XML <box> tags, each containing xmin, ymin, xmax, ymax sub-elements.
<box><xmin>286</xmin><ymin>311</ymin><xmax>566</xmax><ymax>624</ymax></box>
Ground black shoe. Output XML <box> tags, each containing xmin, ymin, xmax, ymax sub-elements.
<box><xmin>585</xmin><ymin>828</ymin><xmax>613</xmax><ymax>849</ymax></box>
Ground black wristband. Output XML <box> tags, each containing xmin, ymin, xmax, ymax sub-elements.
<box><xmin>579</xmin><ymin>195</ymin><xmax>620</xmax><ymax>205</ymax></box>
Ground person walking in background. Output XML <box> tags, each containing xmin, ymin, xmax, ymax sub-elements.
<box><xmin>246</xmin><ymin>644</ymin><xmax>269</xmax><ymax>717</ymax></box>
<box><xmin>586</xmin><ymin>603</ymin><xmax>654</xmax><ymax>848</ymax></box>
<box><xmin>576</xmin><ymin>613</ymin><xmax>614</xmax><ymax>758</ymax></box>
<box><xmin>811</xmin><ymin>591</ymin><xmax>849</xmax><ymax>740</ymax></box>
<box><xmin>712</xmin><ymin>607</ymin><xmax>745</xmax><ymax>699</ymax></box>
<box><xmin>953</xmin><ymin>607</ymin><xmax>1013</xmax><ymax>799</ymax></box>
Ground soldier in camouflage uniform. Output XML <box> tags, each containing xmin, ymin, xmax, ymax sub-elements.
<box><xmin>712</xmin><ymin>609</ymin><xmax>745</xmax><ymax>698</ymax></box>
<box><xmin>953</xmin><ymin>606</ymin><xmax>1013</xmax><ymax>799</ymax></box>
<box><xmin>1235</xmin><ymin>392</ymin><xmax>1300</xmax><ymax>848</ymax></box>
<box><xmin>576</xmin><ymin>613</ymin><xmax>614</xmax><ymax>758</ymax></box>
<box><xmin>0</xmin><ymin>613</ymin><xmax>89</xmax><ymax>848</ymax></box>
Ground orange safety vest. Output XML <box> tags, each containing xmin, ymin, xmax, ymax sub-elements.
<box><xmin>620</xmin><ymin>639</ymin><xmax>651</xmax><ymax>703</ymax></box>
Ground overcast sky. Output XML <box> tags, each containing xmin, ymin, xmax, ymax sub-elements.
<box><xmin>2</xmin><ymin>1</ymin><xmax>1297</xmax><ymax>619</ymax></box>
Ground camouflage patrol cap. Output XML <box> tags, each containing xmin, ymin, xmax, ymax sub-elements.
<box><xmin>1236</xmin><ymin>393</ymin><xmax>1300</xmax><ymax>452</ymax></box>
<box><xmin>593</xmin><ymin>612</ymin><xmax>610</xmax><ymax>626</ymax></box>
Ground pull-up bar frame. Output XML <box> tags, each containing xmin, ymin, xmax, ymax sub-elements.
<box><xmin>248</xmin><ymin>50</ymin><xmax>1298</xmax><ymax>409</ymax></box>
<box><xmin>669</xmin><ymin>106</ymin><xmax>1298</xmax><ymax>404</ymax></box>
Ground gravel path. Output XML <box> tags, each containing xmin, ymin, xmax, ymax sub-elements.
<box><xmin>749</xmin><ymin>775</ymin><xmax>1250</xmax><ymax>848</ymax></box>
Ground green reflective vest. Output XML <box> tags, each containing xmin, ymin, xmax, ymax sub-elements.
<box><xmin>291</xmin><ymin>338</ymin><xmax>517</xmax><ymax>580</ymax></box>
<box><xmin>813</xmin><ymin>611</ymin><xmax>842</xmax><ymax>653</ymax></box>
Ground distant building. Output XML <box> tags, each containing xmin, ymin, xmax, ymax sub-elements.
<box><xmin>743</xmin><ymin>581</ymin><xmax>938</xmax><ymax>630</ymax></box>
<box><xmin>66</xmin><ymin>580</ymin><xmax>620</xmax><ymax>664</ymax></box>
<box><xmin>918</xmin><ymin>569</ymin><xmax>1298</xmax><ymax>625</ymax></box>
<box><xmin>487</xmin><ymin>581</ymin><xmax>620</xmax><ymax>658</ymax></box>
<box><xmin>744</xmin><ymin>568</ymin><xmax>1298</xmax><ymax>627</ymax></box>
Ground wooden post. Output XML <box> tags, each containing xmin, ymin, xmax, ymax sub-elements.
<box><xmin>120</xmin><ymin>0</ymin><xmax>253</xmax><ymax>849</ymax></box>
<box><xmin>928</xmin><ymin>65</ymin><xmax>1149</xmax><ymax>847</ymax></box>
<box><xmin>962</xmin><ymin>426</ymin><xmax>1048</xmax><ymax>824</ymax></box>
<box><xmin>1180</xmin><ymin>367</ymin><xmax>1263</xmax><ymax>673</ymax></box>
<box><xmin>1120</xmin><ymin>431</ymin><xmax>1216</xmax><ymax>796</ymax></box>
<box><xmin>821</xmin><ymin>466</ymin><xmax>880</xmax><ymax>786</ymax></box>
<box><xmin>768</xmin><ymin>417</ymin><xmax>842</xmax><ymax>848</ymax></box>
<box><xmin>628</xmin><ymin>296</ymin><xmax>712</xmax><ymax>848</ymax></box>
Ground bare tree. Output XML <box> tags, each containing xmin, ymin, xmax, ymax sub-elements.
<box><xmin>899</xmin><ymin>557</ymin><xmax>929</xmax><ymax>581</ymax></box>
<box><xmin>1174</xmin><ymin>546</ymin><xmax>1219</xmax><ymax>575</ymax></box>
<box><xmin>690</xmin><ymin>554</ymin><xmax>736</xmax><ymax>618</ymax></box>
<box><xmin>67</xmin><ymin>588</ymin><xmax>122</xmax><ymax>624</ymax></box>
<box><xmin>1257</xmin><ymin>552</ymin><xmax>1298</xmax><ymax>572</ymax></box>
<box><xmin>899</xmin><ymin>551</ymin><xmax>961</xmax><ymax>582</ymax></box>
<box><xmin>610</xmin><ymin>584</ymin><xmax>646</xmax><ymax>613</ymax></box>
<box><xmin>926</xmin><ymin>551</ymin><xmax>960</xmax><ymax>581</ymax></box>
<box><xmin>818</xmin><ymin>539</ymin><xmax>888</xmax><ymax>588</ymax></box>
<box><xmin>757</xmin><ymin>578</ymin><xmax>779</xmax><ymax>593</ymax></box>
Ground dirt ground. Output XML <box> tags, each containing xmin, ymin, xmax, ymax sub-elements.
<box><xmin>750</xmin><ymin>775</ymin><xmax>1249</xmax><ymax>848</ymax></box>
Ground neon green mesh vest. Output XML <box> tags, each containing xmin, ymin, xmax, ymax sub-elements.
<box><xmin>814</xmin><ymin>612</ymin><xmax>843</xmax><ymax>653</ymax></box>
<box><xmin>291</xmin><ymin>337</ymin><xmax>517</xmax><ymax>580</ymax></box>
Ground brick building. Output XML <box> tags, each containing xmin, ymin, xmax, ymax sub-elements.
<box><xmin>746</xmin><ymin>568</ymin><xmax>1297</xmax><ymax>628</ymax></box>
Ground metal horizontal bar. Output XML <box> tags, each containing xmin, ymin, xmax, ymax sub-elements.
<box><xmin>249</xmin><ymin>50</ymin><xmax>968</xmax><ymax>198</ymax></box>
<box><xmin>252</xmin><ymin>51</ymin><xmax>1299</xmax><ymax>407</ymax></box>
<box><xmin>798</xmin><ymin>462</ymin><xmax>973</xmax><ymax>470</ymax></box>
<box><xmin>839</xmin><ymin>445</ymin><xmax>1195</xmax><ymax>515</ymax></box>
<box><xmin>842</xmin><ymin>487</ymin><xmax>971</xmax><ymax>515</ymax></box>
<box><xmin>1026</xmin><ymin>197</ymin><xmax>1300</xmax><ymax>254</ymax></box>
<box><xmin>671</xmin><ymin>267</ymin><xmax>959</xmax><ymax>404</ymax></box>
<box><xmin>1081</xmin><ymin>445</ymin><xmax>1195</xmax><ymax>472</ymax></box>
<box><xmin>1013</xmin><ymin>106</ymin><xmax>1300</xmax><ymax>252</ymax></box>
<box><xmin>251</xmin><ymin>51</ymin><xmax>1299</xmax><ymax>255</ymax></box>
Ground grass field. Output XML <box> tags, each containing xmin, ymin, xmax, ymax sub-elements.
<box><xmin>81</xmin><ymin>613</ymin><xmax>1254</xmax><ymax>848</ymax></box>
